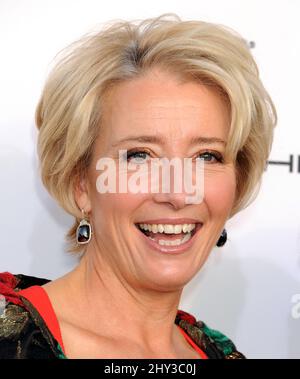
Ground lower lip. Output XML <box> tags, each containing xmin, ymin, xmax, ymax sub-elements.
<box><xmin>135</xmin><ymin>224</ymin><xmax>203</xmax><ymax>255</ymax></box>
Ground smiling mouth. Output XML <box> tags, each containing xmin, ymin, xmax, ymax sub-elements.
<box><xmin>134</xmin><ymin>223</ymin><xmax>202</xmax><ymax>247</ymax></box>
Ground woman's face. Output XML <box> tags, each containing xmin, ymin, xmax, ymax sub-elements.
<box><xmin>78</xmin><ymin>68</ymin><xmax>236</xmax><ymax>291</ymax></box>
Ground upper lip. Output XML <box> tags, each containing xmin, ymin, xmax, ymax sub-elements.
<box><xmin>135</xmin><ymin>218</ymin><xmax>202</xmax><ymax>225</ymax></box>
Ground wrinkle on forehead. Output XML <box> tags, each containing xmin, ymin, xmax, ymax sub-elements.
<box><xmin>100</xmin><ymin>72</ymin><xmax>231</xmax><ymax>147</ymax></box>
<box><xmin>127</xmin><ymin>104</ymin><xmax>209</xmax><ymax>120</ymax></box>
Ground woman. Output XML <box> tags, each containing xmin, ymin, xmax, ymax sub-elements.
<box><xmin>0</xmin><ymin>13</ymin><xmax>276</xmax><ymax>359</ymax></box>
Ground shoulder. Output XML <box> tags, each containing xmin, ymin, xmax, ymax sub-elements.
<box><xmin>175</xmin><ymin>310</ymin><xmax>246</xmax><ymax>359</ymax></box>
<box><xmin>0</xmin><ymin>271</ymin><xmax>61</xmax><ymax>359</ymax></box>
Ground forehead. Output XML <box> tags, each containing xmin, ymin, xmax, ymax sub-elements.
<box><xmin>101</xmin><ymin>71</ymin><xmax>230</xmax><ymax>142</ymax></box>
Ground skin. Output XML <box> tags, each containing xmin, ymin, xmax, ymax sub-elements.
<box><xmin>43</xmin><ymin>68</ymin><xmax>236</xmax><ymax>358</ymax></box>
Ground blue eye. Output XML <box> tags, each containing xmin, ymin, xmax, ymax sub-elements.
<box><xmin>126</xmin><ymin>150</ymin><xmax>150</xmax><ymax>163</ymax></box>
<box><xmin>197</xmin><ymin>151</ymin><xmax>223</xmax><ymax>163</ymax></box>
<box><xmin>125</xmin><ymin>149</ymin><xmax>224</xmax><ymax>164</ymax></box>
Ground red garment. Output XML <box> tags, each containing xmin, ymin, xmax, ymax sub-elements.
<box><xmin>18</xmin><ymin>286</ymin><xmax>65</xmax><ymax>354</ymax></box>
<box><xmin>177</xmin><ymin>325</ymin><xmax>208</xmax><ymax>359</ymax></box>
<box><xmin>18</xmin><ymin>285</ymin><xmax>207</xmax><ymax>359</ymax></box>
<box><xmin>0</xmin><ymin>271</ymin><xmax>23</xmax><ymax>306</ymax></box>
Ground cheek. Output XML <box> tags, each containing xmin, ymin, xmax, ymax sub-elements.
<box><xmin>91</xmin><ymin>190</ymin><xmax>147</xmax><ymax>224</ymax></box>
<box><xmin>92</xmin><ymin>165</ymin><xmax>155</xmax><ymax>221</ymax></box>
<box><xmin>90</xmin><ymin>164</ymin><xmax>145</xmax><ymax>218</ymax></box>
<box><xmin>203</xmin><ymin>167</ymin><xmax>236</xmax><ymax>216</ymax></box>
<box><xmin>109</xmin><ymin>193</ymin><xmax>147</xmax><ymax>215</ymax></box>
<box><xmin>88</xmin><ymin>191</ymin><xmax>146</xmax><ymax>248</ymax></box>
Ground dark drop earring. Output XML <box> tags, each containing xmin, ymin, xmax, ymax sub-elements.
<box><xmin>76</xmin><ymin>209</ymin><xmax>92</xmax><ymax>244</ymax></box>
<box><xmin>216</xmin><ymin>228</ymin><xmax>227</xmax><ymax>247</ymax></box>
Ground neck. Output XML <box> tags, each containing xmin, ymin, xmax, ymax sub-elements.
<box><xmin>63</xmin><ymin>247</ymin><xmax>184</xmax><ymax>353</ymax></box>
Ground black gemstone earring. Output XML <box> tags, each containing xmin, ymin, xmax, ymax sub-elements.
<box><xmin>76</xmin><ymin>209</ymin><xmax>92</xmax><ymax>244</ymax></box>
<box><xmin>216</xmin><ymin>228</ymin><xmax>227</xmax><ymax>247</ymax></box>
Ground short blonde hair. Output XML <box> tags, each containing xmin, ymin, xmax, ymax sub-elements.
<box><xmin>35</xmin><ymin>13</ymin><xmax>277</xmax><ymax>254</ymax></box>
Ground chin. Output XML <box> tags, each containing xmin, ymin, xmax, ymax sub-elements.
<box><xmin>139</xmin><ymin>266</ymin><xmax>197</xmax><ymax>292</ymax></box>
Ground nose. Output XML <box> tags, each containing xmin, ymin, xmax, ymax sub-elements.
<box><xmin>151</xmin><ymin>165</ymin><xmax>192</xmax><ymax>210</ymax></box>
<box><xmin>148</xmin><ymin>155</ymin><xmax>204</xmax><ymax>208</ymax></box>
<box><xmin>152</xmin><ymin>191</ymin><xmax>189</xmax><ymax>210</ymax></box>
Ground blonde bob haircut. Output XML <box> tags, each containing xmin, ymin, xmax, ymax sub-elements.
<box><xmin>35</xmin><ymin>13</ymin><xmax>277</xmax><ymax>254</ymax></box>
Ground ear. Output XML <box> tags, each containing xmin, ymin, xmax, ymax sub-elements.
<box><xmin>74</xmin><ymin>174</ymin><xmax>92</xmax><ymax>213</ymax></box>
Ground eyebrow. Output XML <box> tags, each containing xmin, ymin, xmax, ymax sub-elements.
<box><xmin>111</xmin><ymin>135</ymin><xmax>226</xmax><ymax>147</ymax></box>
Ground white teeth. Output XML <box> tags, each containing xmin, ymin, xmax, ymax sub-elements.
<box><xmin>181</xmin><ymin>233</ymin><xmax>192</xmax><ymax>243</ymax></box>
<box><xmin>138</xmin><ymin>223</ymin><xmax>196</xmax><ymax>234</ymax></box>
<box><xmin>183</xmin><ymin>224</ymin><xmax>194</xmax><ymax>233</ymax></box>
<box><xmin>158</xmin><ymin>232</ymin><xmax>192</xmax><ymax>246</ymax></box>
<box><xmin>151</xmin><ymin>224</ymin><xmax>158</xmax><ymax>233</ymax></box>
<box><xmin>164</xmin><ymin>225</ymin><xmax>174</xmax><ymax>234</ymax></box>
<box><xmin>158</xmin><ymin>224</ymin><xmax>164</xmax><ymax>233</ymax></box>
<box><xmin>174</xmin><ymin>225</ymin><xmax>182</xmax><ymax>234</ymax></box>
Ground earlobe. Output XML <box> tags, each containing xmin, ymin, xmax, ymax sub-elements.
<box><xmin>74</xmin><ymin>176</ymin><xmax>92</xmax><ymax>213</ymax></box>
